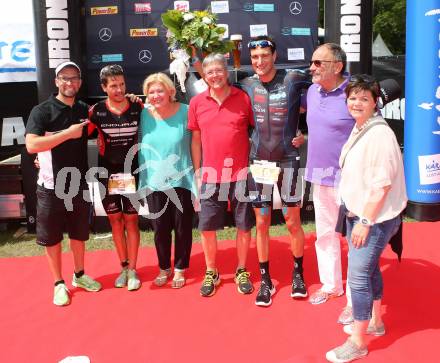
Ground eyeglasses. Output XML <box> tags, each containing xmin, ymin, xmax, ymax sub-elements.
<box><xmin>309</xmin><ymin>60</ymin><xmax>339</xmax><ymax>67</ymax></box>
<box><xmin>247</xmin><ymin>40</ymin><xmax>274</xmax><ymax>49</ymax></box>
<box><xmin>205</xmin><ymin>69</ymin><xmax>226</xmax><ymax>77</ymax></box>
<box><xmin>57</xmin><ymin>76</ymin><xmax>81</xmax><ymax>83</ymax></box>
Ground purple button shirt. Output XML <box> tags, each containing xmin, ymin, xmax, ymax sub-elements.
<box><xmin>305</xmin><ymin>78</ymin><xmax>355</xmax><ymax>187</ymax></box>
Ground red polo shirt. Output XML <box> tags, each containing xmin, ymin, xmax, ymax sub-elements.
<box><xmin>188</xmin><ymin>86</ymin><xmax>254</xmax><ymax>183</ymax></box>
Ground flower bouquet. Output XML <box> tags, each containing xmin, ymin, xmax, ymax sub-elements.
<box><xmin>161</xmin><ymin>9</ymin><xmax>234</xmax><ymax>56</ymax></box>
<box><xmin>161</xmin><ymin>9</ymin><xmax>234</xmax><ymax>92</ymax></box>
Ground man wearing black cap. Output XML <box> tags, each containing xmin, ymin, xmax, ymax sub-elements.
<box><xmin>25</xmin><ymin>61</ymin><xmax>101</xmax><ymax>306</ymax></box>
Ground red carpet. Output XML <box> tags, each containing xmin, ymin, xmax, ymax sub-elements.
<box><xmin>1</xmin><ymin>222</ymin><xmax>440</xmax><ymax>363</ymax></box>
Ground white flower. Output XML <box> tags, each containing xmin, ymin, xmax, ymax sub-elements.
<box><xmin>183</xmin><ymin>13</ymin><xmax>195</xmax><ymax>21</ymax></box>
<box><xmin>202</xmin><ymin>16</ymin><xmax>212</xmax><ymax>24</ymax></box>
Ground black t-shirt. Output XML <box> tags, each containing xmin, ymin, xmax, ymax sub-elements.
<box><xmin>88</xmin><ymin>100</ymin><xmax>143</xmax><ymax>174</ymax></box>
<box><xmin>240</xmin><ymin>69</ymin><xmax>310</xmax><ymax>161</ymax></box>
<box><xmin>25</xmin><ymin>95</ymin><xmax>89</xmax><ymax>190</ymax></box>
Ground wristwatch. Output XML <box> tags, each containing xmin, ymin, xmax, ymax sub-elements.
<box><xmin>360</xmin><ymin>217</ymin><xmax>374</xmax><ymax>226</ymax></box>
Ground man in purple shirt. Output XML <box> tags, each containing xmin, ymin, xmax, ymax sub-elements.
<box><xmin>305</xmin><ymin>43</ymin><xmax>354</xmax><ymax>324</ymax></box>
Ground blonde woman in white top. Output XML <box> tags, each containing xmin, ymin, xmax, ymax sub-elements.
<box><xmin>326</xmin><ymin>75</ymin><xmax>407</xmax><ymax>363</ymax></box>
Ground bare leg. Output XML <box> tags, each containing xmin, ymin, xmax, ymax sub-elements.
<box><xmin>201</xmin><ymin>230</ymin><xmax>217</xmax><ymax>271</ymax></box>
<box><xmin>350</xmin><ymin>320</ymin><xmax>368</xmax><ymax>348</ymax></box>
<box><xmin>283</xmin><ymin>206</ymin><xmax>304</xmax><ymax>258</ymax></box>
<box><xmin>70</xmin><ymin>239</ymin><xmax>85</xmax><ymax>273</ymax></box>
<box><xmin>45</xmin><ymin>243</ymin><xmax>63</xmax><ymax>281</ymax></box>
<box><xmin>123</xmin><ymin>213</ymin><xmax>140</xmax><ymax>269</ymax></box>
<box><xmin>254</xmin><ymin>207</ymin><xmax>271</xmax><ymax>262</ymax></box>
<box><xmin>236</xmin><ymin>229</ymin><xmax>251</xmax><ymax>268</ymax></box>
<box><xmin>108</xmin><ymin>212</ymin><xmax>128</xmax><ymax>264</ymax></box>
<box><xmin>370</xmin><ymin>299</ymin><xmax>383</xmax><ymax>327</ymax></box>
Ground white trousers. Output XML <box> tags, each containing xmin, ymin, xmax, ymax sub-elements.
<box><xmin>313</xmin><ymin>184</ymin><xmax>351</xmax><ymax>303</ymax></box>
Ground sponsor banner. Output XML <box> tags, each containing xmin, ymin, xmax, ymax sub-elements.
<box><xmin>405</xmin><ymin>0</ymin><xmax>440</xmax><ymax>203</ymax></box>
<box><xmin>291</xmin><ymin>27</ymin><xmax>311</xmax><ymax>36</ymax></box>
<box><xmin>174</xmin><ymin>1</ymin><xmax>190</xmax><ymax>12</ymax></box>
<box><xmin>287</xmin><ymin>48</ymin><xmax>304</xmax><ymax>60</ymax></box>
<box><xmin>211</xmin><ymin>1</ymin><xmax>229</xmax><ymax>14</ymax></box>
<box><xmin>134</xmin><ymin>3</ymin><xmax>152</xmax><ymax>14</ymax></box>
<box><xmin>85</xmin><ymin>0</ymin><xmax>317</xmax><ymax>96</ymax></box>
<box><xmin>129</xmin><ymin>28</ymin><xmax>158</xmax><ymax>37</ymax></box>
<box><xmin>91</xmin><ymin>54</ymin><xmax>124</xmax><ymax>63</ymax></box>
<box><xmin>0</xmin><ymin>24</ymin><xmax>36</xmax><ymax>83</ymax></box>
<box><xmin>91</xmin><ymin>6</ymin><xmax>118</xmax><ymax>16</ymax></box>
<box><xmin>254</xmin><ymin>4</ymin><xmax>275</xmax><ymax>12</ymax></box>
<box><xmin>418</xmin><ymin>154</ymin><xmax>440</xmax><ymax>185</ymax></box>
<box><xmin>250</xmin><ymin>24</ymin><xmax>268</xmax><ymax>37</ymax></box>
<box><xmin>0</xmin><ymin>0</ymin><xmax>36</xmax><ymax>83</ymax></box>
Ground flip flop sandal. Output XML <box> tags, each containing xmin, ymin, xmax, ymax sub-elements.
<box><xmin>153</xmin><ymin>269</ymin><xmax>172</xmax><ymax>287</ymax></box>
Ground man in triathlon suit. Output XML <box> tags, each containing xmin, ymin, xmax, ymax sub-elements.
<box><xmin>25</xmin><ymin>61</ymin><xmax>101</xmax><ymax>306</ymax></box>
<box><xmin>88</xmin><ymin>64</ymin><xmax>143</xmax><ymax>291</ymax></box>
<box><xmin>240</xmin><ymin>36</ymin><xmax>310</xmax><ymax>307</ymax></box>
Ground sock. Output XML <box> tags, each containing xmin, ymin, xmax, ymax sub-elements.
<box><xmin>293</xmin><ymin>256</ymin><xmax>303</xmax><ymax>275</ymax></box>
<box><xmin>259</xmin><ymin>261</ymin><xmax>271</xmax><ymax>284</ymax></box>
<box><xmin>54</xmin><ymin>280</ymin><xmax>65</xmax><ymax>286</ymax></box>
<box><xmin>74</xmin><ymin>270</ymin><xmax>84</xmax><ymax>278</ymax></box>
<box><xmin>121</xmin><ymin>260</ymin><xmax>129</xmax><ymax>268</ymax></box>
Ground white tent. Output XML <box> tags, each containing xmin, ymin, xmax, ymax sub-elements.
<box><xmin>372</xmin><ymin>33</ymin><xmax>394</xmax><ymax>57</ymax></box>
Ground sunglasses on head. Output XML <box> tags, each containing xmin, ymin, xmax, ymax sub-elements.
<box><xmin>349</xmin><ymin>74</ymin><xmax>377</xmax><ymax>84</ymax></box>
<box><xmin>247</xmin><ymin>40</ymin><xmax>274</xmax><ymax>49</ymax></box>
<box><xmin>309</xmin><ymin>59</ymin><xmax>339</xmax><ymax>67</ymax></box>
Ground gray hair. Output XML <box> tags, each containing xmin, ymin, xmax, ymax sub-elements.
<box><xmin>202</xmin><ymin>53</ymin><xmax>228</xmax><ymax>70</ymax></box>
<box><xmin>319</xmin><ymin>43</ymin><xmax>347</xmax><ymax>74</ymax></box>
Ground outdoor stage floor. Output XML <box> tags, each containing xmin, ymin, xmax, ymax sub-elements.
<box><xmin>1</xmin><ymin>222</ymin><xmax>439</xmax><ymax>362</ymax></box>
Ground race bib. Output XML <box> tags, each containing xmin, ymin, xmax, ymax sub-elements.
<box><xmin>108</xmin><ymin>173</ymin><xmax>136</xmax><ymax>195</ymax></box>
<box><xmin>250</xmin><ymin>160</ymin><xmax>280</xmax><ymax>185</ymax></box>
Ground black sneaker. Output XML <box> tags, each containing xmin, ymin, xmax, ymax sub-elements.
<box><xmin>291</xmin><ymin>272</ymin><xmax>307</xmax><ymax>298</ymax></box>
<box><xmin>255</xmin><ymin>280</ymin><xmax>276</xmax><ymax>307</ymax></box>
<box><xmin>234</xmin><ymin>268</ymin><xmax>254</xmax><ymax>294</ymax></box>
<box><xmin>200</xmin><ymin>270</ymin><xmax>220</xmax><ymax>297</ymax></box>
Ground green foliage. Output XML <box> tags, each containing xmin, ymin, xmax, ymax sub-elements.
<box><xmin>317</xmin><ymin>0</ymin><xmax>406</xmax><ymax>55</ymax></box>
<box><xmin>373</xmin><ymin>0</ymin><xmax>406</xmax><ymax>55</ymax></box>
<box><xmin>161</xmin><ymin>9</ymin><xmax>234</xmax><ymax>56</ymax></box>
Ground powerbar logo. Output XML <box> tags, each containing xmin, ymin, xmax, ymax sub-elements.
<box><xmin>46</xmin><ymin>0</ymin><xmax>70</xmax><ymax>68</ymax></box>
<box><xmin>340</xmin><ymin>0</ymin><xmax>361</xmax><ymax>62</ymax></box>
<box><xmin>134</xmin><ymin>3</ymin><xmax>151</xmax><ymax>14</ymax></box>
<box><xmin>91</xmin><ymin>6</ymin><xmax>118</xmax><ymax>15</ymax></box>
<box><xmin>130</xmin><ymin>28</ymin><xmax>158</xmax><ymax>37</ymax></box>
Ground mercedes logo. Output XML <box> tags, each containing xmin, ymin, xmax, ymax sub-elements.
<box><xmin>290</xmin><ymin>1</ymin><xmax>302</xmax><ymax>15</ymax></box>
<box><xmin>139</xmin><ymin>49</ymin><xmax>152</xmax><ymax>64</ymax></box>
<box><xmin>98</xmin><ymin>28</ymin><xmax>112</xmax><ymax>42</ymax></box>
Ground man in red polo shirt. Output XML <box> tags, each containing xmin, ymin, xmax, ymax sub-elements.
<box><xmin>188</xmin><ymin>53</ymin><xmax>255</xmax><ymax>297</ymax></box>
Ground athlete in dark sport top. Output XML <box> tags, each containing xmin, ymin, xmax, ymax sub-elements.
<box><xmin>88</xmin><ymin>64</ymin><xmax>142</xmax><ymax>291</ymax></box>
<box><xmin>241</xmin><ymin>36</ymin><xmax>310</xmax><ymax>307</ymax></box>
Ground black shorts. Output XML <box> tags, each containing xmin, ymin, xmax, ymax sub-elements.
<box><xmin>198</xmin><ymin>181</ymin><xmax>255</xmax><ymax>231</ymax></box>
<box><xmin>248</xmin><ymin>158</ymin><xmax>302</xmax><ymax>208</ymax></box>
<box><xmin>100</xmin><ymin>168</ymin><xmax>138</xmax><ymax>215</ymax></box>
<box><xmin>36</xmin><ymin>185</ymin><xmax>90</xmax><ymax>246</ymax></box>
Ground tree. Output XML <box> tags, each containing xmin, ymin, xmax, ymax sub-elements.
<box><xmin>373</xmin><ymin>0</ymin><xmax>406</xmax><ymax>55</ymax></box>
<box><xmin>319</xmin><ymin>0</ymin><xmax>406</xmax><ymax>55</ymax></box>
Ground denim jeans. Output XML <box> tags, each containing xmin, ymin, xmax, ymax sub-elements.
<box><xmin>347</xmin><ymin>215</ymin><xmax>401</xmax><ymax>321</ymax></box>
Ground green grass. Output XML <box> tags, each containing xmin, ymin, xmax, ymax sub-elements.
<box><xmin>0</xmin><ymin>216</ymin><xmax>416</xmax><ymax>258</ymax></box>
<box><xmin>0</xmin><ymin>222</ymin><xmax>316</xmax><ymax>258</ymax></box>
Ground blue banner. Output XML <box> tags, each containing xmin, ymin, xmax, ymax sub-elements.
<box><xmin>405</xmin><ymin>0</ymin><xmax>440</xmax><ymax>204</ymax></box>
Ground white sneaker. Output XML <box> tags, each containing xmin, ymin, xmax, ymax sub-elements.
<box><xmin>127</xmin><ymin>269</ymin><xmax>141</xmax><ymax>291</ymax></box>
<box><xmin>53</xmin><ymin>283</ymin><xmax>70</xmax><ymax>306</ymax></box>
